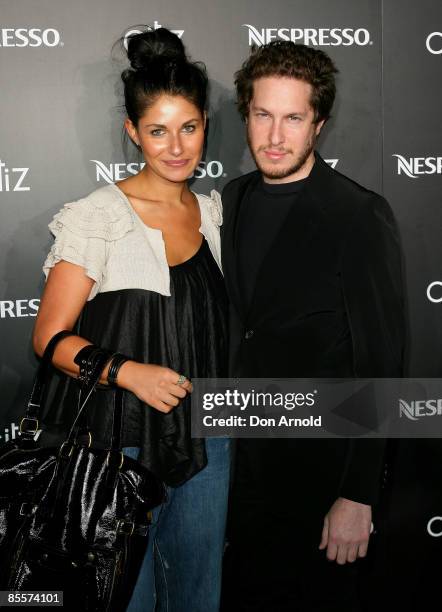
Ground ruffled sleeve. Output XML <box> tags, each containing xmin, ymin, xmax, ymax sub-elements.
<box><xmin>42</xmin><ymin>185</ymin><xmax>134</xmax><ymax>301</ymax></box>
<box><xmin>195</xmin><ymin>189</ymin><xmax>223</xmax><ymax>273</ymax></box>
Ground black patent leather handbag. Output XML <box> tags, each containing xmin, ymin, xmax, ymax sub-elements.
<box><xmin>0</xmin><ymin>330</ymin><xmax>165</xmax><ymax>611</ymax></box>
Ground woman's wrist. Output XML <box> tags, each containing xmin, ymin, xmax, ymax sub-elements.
<box><xmin>107</xmin><ymin>353</ymin><xmax>130</xmax><ymax>387</ymax></box>
<box><xmin>112</xmin><ymin>359</ymin><xmax>138</xmax><ymax>391</ymax></box>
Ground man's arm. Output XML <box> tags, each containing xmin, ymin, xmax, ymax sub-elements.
<box><xmin>320</xmin><ymin>193</ymin><xmax>406</xmax><ymax>563</ymax></box>
<box><xmin>340</xmin><ymin>193</ymin><xmax>405</xmax><ymax>500</ymax></box>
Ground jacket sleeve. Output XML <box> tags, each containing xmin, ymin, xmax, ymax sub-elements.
<box><xmin>338</xmin><ymin>194</ymin><xmax>406</xmax><ymax>506</ymax></box>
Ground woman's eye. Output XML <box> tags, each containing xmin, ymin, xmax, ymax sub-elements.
<box><xmin>183</xmin><ymin>124</ymin><xmax>196</xmax><ymax>133</ymax></box>
<box><xmin>151</xmin><ymin>129</ymin><xmax>164</xmax><ymax>136</ymax></box>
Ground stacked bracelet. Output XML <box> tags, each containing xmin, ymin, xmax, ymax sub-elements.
<box><xmin>107</xmin><ymin>353</ymin><xmax>130</xmax><ymax>388</ymax></box>
<box><xmin>74</xmin><ymin>345</ymin><xmax>104</xmax><ymax>386</ymax></box>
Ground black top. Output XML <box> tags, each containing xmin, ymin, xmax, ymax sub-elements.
<box><xmin>40</xmin><ymin>238</ymin><xmax>228</xmax><ymax>486</ymax></box>
<box><xmin>237</xmin><ymin>175</ymin><xmax>309</xmax><ymax>309</ymax></box>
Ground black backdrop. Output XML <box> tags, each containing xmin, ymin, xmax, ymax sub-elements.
<box><xmin>1</xmin><ymin>1</ymin><xmax>441</xmax><ymax>607</ymax></box>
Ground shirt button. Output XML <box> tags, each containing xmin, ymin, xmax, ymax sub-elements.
<box><xmin>244</xmin><ymin>329</ymin><xmax>254</xmax><ymax>340</ymax></box>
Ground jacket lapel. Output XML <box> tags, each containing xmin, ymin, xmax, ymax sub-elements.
<box><xmin>221</xmin><ymin>172</ymin><xmax>260</xmax><ymax>322</ymax></box>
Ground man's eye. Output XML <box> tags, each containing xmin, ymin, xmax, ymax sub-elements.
<box><xmin>288</xmin><ymin>116</ymin><xmax>301</xmax><ymax>122</ymax></box>
<box><xmin>256</xmin><ymin>112</ymin><xmax>268</xmax><ymax>117</ymax></box>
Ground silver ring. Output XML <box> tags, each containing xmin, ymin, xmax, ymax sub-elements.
<box><xmin>176</xmin><ymin>374</ymin><xmax>187</xmax><ymax>385</ymax></box>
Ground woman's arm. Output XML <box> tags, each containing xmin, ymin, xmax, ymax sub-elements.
<box><xmin>33</xmin><ymin>261</ymin><xmax>191</xmax><ymax>413</ymax></box>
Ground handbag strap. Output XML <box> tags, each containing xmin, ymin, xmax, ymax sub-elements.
<box><xmin>71</xmin><ymin>344</ymin><xmax>109</xmax><ymax>439</ymax></box>
<box><xmin>72</xmin><ymin>345</ymin><xmax>123</xmax><ymax>453</ymax></box>
<box><xmin>48</xmin><ymin>353</ymin><xmax>126</xmax><ymax>523</ymax></box>
<box><xmin>22</xmin><ymin>331</ymin><xmax>126</xmax><ymax>460</ymax></box>
<box><xmin>75</xmin><ymin>347</ymin><xmax>124</xmax><ymax>454</ymax></box>
<box><xmin>60</xmin><ymin>350</ymin><xmax>125</xmax><ymax>459</ymax></box>
<box><xmin>20</xmin><ymin>329</ymin><xmax>76</xmax><ymax>439</ymax></box>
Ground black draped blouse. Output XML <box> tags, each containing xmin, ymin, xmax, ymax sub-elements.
<box><xmin>40</xmin><ymin>238</ymin><xmax>228</xmax><ymax>486</ymax></box>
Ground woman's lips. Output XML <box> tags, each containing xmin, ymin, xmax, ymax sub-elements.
<box><xmin>162</xmin><ymin>159</ymin><xmax>190</xmax><ymax>167</ymax></box>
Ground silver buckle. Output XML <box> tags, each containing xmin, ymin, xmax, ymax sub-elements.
<box><xmin>19</xmin><ymin>417</ymin><xmax>39</xmax><ymax>435</ymax></box>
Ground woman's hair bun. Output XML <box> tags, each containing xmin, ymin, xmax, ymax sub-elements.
<box><xmin>119</xmin><ymin>25</ymin><xmax>207</xmax><ymax>126</ymax></box>
<box><xmin>127</xmin><ymin>27</ymin><xmax>186</xmax><ymax>71</ymax></box>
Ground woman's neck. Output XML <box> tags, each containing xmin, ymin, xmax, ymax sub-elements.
<box><xmin>133</xmin><ymin>167</ymin><xmax>191</xmax><ymax>204</ymax></box>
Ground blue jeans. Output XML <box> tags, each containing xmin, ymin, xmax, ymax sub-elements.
<box><xmin>123</xmin><ymin>438</ymin><xmax>231</xmax><ymax>612</ymax></box>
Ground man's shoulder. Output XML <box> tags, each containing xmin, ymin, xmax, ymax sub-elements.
<box><xmin>315</xmin><ymin>155</ymin><xmax>389</xmax><ymax>219</ymax></box>
<box><xmin>335</xmin><ymin>169</ymin><xmax>382</xmax><ymax>202</ymax></box>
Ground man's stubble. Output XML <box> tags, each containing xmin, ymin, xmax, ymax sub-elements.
<box><xmin>247</xmin><ymin>129</ymin><xmax>316</xmax><ymax>181</ymax></box>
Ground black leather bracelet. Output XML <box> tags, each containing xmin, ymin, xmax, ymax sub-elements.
<box><xmin>74</xmin><ymin>344</ymin><xmax>99</xmax><ymax>385</ymax></box>
<box><xmin>107</xmin><ymin>353</ymin><xmax>130</xmax><ymax>388</ymax></box>
<box><xmin>74</xmin><ymin>345</ymin><xmax>114</xmax><ymax>387</ymax></box>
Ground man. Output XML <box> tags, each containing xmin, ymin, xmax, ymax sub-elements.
<box><xmin>221</xmin><ymin>42</ymin><xmax>405</xmax><ymax>610</ymax></box>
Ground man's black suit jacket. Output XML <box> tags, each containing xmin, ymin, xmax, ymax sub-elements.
<box><xmin>221</xmin><ymin>152</ymin><xmax>405</xmax><ymax>517</ymax></box>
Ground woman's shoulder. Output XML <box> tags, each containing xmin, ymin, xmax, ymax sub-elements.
<box><xmin>48</xmin><ymin>184</ymin><xmax>134</xmax><ymax>241</ymax></box>
<box><xmin>194</xmin><ymin>189</ymin><xmax>222</xmax><ymax>226</ymax></box>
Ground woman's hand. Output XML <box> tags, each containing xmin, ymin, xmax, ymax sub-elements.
<box><xmin>118</xmin><ymin>361</ymin><xmax>192</xmax><ymax>413</ymax></box>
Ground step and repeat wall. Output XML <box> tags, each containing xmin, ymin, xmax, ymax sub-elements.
<box><xmin>1</xmin><ymin>0</ymin><xmax>441</xmax><ymax>607</ymax></box>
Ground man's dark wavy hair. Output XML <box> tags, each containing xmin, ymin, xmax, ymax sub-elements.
<box><xmin>235</xmin><ymin>41</ymin><xmax>338</xmax><ymax>124</ymax></box>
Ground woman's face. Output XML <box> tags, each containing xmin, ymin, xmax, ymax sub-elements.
<box><xmin>125</xmin><ymin>94</ymin><xmax>206</xmax><ymax>184</ymax></box>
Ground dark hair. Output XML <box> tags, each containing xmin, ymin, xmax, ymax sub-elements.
<box><xmin>121</xmin><ymin>27</ymin><xmax>208</xmax><ymax>126</ymax></box>
<box><xmin>235</xmin><ymin>41</ymin><xmax>338</xmax><ymax>123</ymax></box>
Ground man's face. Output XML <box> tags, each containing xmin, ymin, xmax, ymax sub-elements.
<box><xmin>246</xmin><ymin>76</ymin><xmax>325</xmax><ymax>183</ymax></box>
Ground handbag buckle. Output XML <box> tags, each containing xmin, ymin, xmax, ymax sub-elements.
<box><xmin>116</xmin><ymin>519</ymin><xmax>134</xmax><ymax>536</ymax></box>
<box><xmin>19</xmin><ymin>417</ymin><xmax>39</xmax><ymax>435</ymax></box>
<box><xmin>74</xmin><ymin>431</ymin><xmax>92</xmax><ymax>448</ymax></box>
<box><xmin>105</xmin><ymin>451</ymin><xmax>124</xmax><ymax>470</ymax></box>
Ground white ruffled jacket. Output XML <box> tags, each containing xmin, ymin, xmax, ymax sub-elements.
<box><xmin>43</xmin><ymin>183</ymin><xmax>223</xmax><ymax>301</ymax></box>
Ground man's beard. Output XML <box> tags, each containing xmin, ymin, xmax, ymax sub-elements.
<box><xmin>247</xmin><ymin>131</ymin><xmax>316</xmax><ymax>181</ymax></box>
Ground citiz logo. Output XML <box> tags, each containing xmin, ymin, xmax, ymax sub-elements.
<box><xmin>124</xmin><ymin>21</ymin><xmax>184</xmax><ymax>50</ymax></box>
<box><xmin>91</xmin><ymin>160</ymin><xmax>226</xmax><ymax>183</ymax></box>
<box><xmin>0</xmin><ymin>422</ymin><xmax>20</xmax><ymax>443</ymax></box>
<box><xmin>399</xmin><ymin>399</ymin><xmax>442</xmax><ymax>421</ymax></box>
<box><xmin>426</xmin><ymin>32</ymin><xmax>442</xmax><ymax>54</ymax></box>
<box><xmin>392</xmin><ymin>154</ymin><xmax>442</xmax><ymax>178</ymax></box>
<box><xmin>242</xmin><ymin>25</ymin><xmax>372</xmax><ymax>47</ymax></box>
<box><xmin>0</xmin><ymin>28</ymin><xmax>62</xmax><ymax>47</ymax></box>
<box><xmin>325</xmin><ymin>159</ymin><xmax>338</xmax><ymax>169</ymax></box>
<box><xmin>0</xmin><ymin>161</ymin><xmax>30</xmax><ymax>191</ymax></box>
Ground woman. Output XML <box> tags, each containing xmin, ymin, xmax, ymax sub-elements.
<box><xmin>33</xmin><ymin>27</ymin><xmax>230</xmax><ymax>612</ymax></box>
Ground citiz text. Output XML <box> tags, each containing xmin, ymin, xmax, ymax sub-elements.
<box><xmin>0</xmin><ymin>161</ymin><xmax>30</xmax><ymax>191</ymax></box>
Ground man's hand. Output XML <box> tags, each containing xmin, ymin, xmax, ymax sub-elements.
<box><xmin>319</xmin><ymin>497</ymin><xmax>372</xmax><ymax>564</ymax></box>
